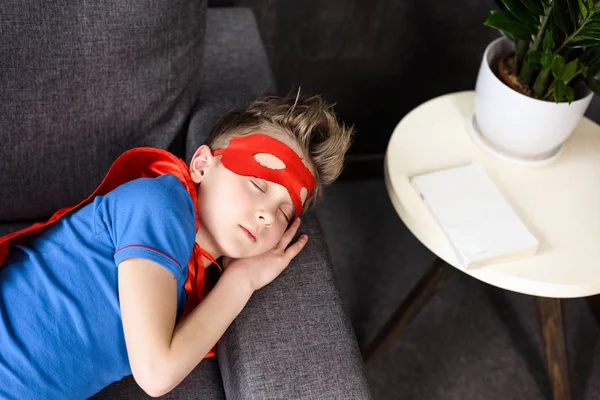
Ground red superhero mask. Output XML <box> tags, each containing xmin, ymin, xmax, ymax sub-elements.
<box><xmin>213</xmin><ymin>134</ymin><xmax>316</xmax><ymax>219</ymax></box>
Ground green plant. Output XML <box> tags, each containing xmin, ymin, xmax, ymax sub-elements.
<box><xmin>484</xmin><ymin>0</ymin><xmax>600</xmax><ymax>103</ymax></box>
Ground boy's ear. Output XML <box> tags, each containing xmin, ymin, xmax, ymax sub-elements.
<box><xmin>189</xmin><ymin>145</ymin><xmax>214</xmax><ymax>184</ymax></box>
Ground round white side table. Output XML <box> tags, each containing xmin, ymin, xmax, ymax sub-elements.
<box><xmin>364</xmin><ymin>91</ymin><xmax>600</xmax><ymax>400</ymax></box>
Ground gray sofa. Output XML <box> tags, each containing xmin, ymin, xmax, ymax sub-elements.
<box><xmin>0</xmin><ymin>1</ymin><xmax>371</xmax><ymax>399</ymax></box>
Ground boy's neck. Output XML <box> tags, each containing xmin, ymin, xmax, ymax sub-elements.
<box><xmin>202</xmin><ymin>255</ymin><xmax>214</xmax><ymax>269</ymax></box>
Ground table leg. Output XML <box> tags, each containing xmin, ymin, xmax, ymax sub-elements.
<box><xmin>363</xmin><ymin>257</ymin><xmax>453</xmax><ymax>370</ymax></box>
<box><xmin>585</xmin><ymin>294</ymin><xmax>600</xmax><ymax>328</ymax></box>
<box><xmin>536</xmin><ymin>297</ymin><xmax>571</xmax><ymax>400</ymax></box>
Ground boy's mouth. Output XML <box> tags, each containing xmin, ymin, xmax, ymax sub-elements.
<box><xmin>239</xmin><ymin>225</ymin><xmax>257</xmax><ymax>242</ymax></box>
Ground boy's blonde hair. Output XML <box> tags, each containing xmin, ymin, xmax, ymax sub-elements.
<box><xmin>206</xmin><ymin>93</ymin><xmax>354</xmax><ymax>210</ymax></box>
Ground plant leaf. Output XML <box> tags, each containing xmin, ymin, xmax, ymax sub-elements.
<box><xmin>588</xmin><ymin>58</ymin><xmax>600</xmax><ymax>76</ymax></box>
<box><xmin>564</xmin><ymin>85</ymin><xmax>575</xmax><ymax>103</ymax></box>
<box><xmin>578</xmin><ymin>0</ymin><xmax>589</xmax><ymax>19</ymax></box>
<box><xmin>579</xmin><ymin>27</ymin><xmax>600</xmax><ymax>38</ymax></box>
<box><xmin>578</xmin><ymin>17</ymin><xmax>600</xmax><ymax>39</ymax></box>
<box><xmin>568</xmin><ymin>37</ymin><xmax>600</xmax><ymax>47</ymax></box>
<box><xmin>543</xmin><ymin>30</ymin><xmax>556</xmax><ymax>51</ymax></box>
<box><xmin>484</xmin><ymin>10</ymin><xmax>538</xmax><ymax>39</ymax></box>
<box><xmin>563</xmin><ymin>58</ymin><xmax>580</xmax><ymax>81</ymax></box>
<box><xmin>501</xmin><ymin>29</ymin><xmax>518</xmax><ymax>41</ymax></box>
<box><xmin>502</xmin><ymin>0</ymin><xmax>541</xmax><ymax>25</ymax></box>
<box><xmin>579</xmin><ymin>46</ymin><xmax>600</xmax><ymax>63</ymax></box>
<box><xmin>553</xmin><ymin>23</ymin><xmax>568</xmax><ymax>44</ymax></box>
<box><xmin>542</xmin><ymin>50</ymin><xmax>554</xmax><ymax>66</ymax></box>
<box><xmin>495</xmin><ymin>0</ymin><xmax>508</xmax><ymax>9</ymax></box>
<box><xmin>554</xmin><ymin>0</ymin><xmax>574</xmax><ymax>33</ymax></box>
<box><xmin>568</xmin><ymin>0</ymin><xmax>581</xmax><ymax>26</ymax></box>
<box><xmin>552</xmin><ymin>54</ymin><xmax>567</xmax><ymax>78</ymax></box>
<box><xmin>586</xmin><ymin>74</ymin><xmax>600</xmax><ymax>94</ymax></box>
<box><xmin>554</xmin><ymin>79</ymin><xmax>566</xmax><ymax>102</ymax></box>
<box><xmin>581</xmin><ymin>21</ymin><xmax>600</xmax><ymax>32</ymax></box>
<box><xmin>520</xmin><ymin>0</ymin><xmax>545</xmax><ymax>15</ymax></box>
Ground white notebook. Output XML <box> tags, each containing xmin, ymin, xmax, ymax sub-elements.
<box><xmin>410</xmin><ymin>164</ymin><xmax>539</xmax><ymax>269</ymax></box>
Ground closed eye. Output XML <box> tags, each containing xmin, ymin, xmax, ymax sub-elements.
<box><xmin>251</xmin><ymin>179</ymin><xmax>266</xmax><ymax>193</ymax></box>
<box><xmin>280</xmin><ymin>208</ymin><xmax>290</xmax><ymax>223</ymax></box>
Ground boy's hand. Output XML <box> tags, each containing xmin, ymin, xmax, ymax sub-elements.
<box><xmin>222</xmin><ymin>218</ymin><xmax>308</xmax><ymax>292</ymax></box>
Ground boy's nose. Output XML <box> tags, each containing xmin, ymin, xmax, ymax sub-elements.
<box><xmin>256</xmin><ymin>209</ymin><xmax>274</xmax><ymax>227</ymax></box>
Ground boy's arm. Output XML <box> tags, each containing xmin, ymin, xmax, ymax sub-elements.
<box><xmin>118</xmin><ymin>258</ymin><xmax>253</xmax><ymax>397</ymax></box>
<box><xmin>118</xmin><ymin>218</ymin><xmax>306</xmax><ymax>397</ymax></box>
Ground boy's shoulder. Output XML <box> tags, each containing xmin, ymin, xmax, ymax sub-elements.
<box><xmin>99</xmin><ymin>174</ymin><xmax>197</xmax><ymax>245</ymax></box>
<box><xmin>106</xmin><ymin>174</ymin><xmax>195</xmax><ymax>216</ymax></box>
<box><xmin>112</xmin><ymin>173</ymin><xmax>189</xmax><ymax>197</ymax></box>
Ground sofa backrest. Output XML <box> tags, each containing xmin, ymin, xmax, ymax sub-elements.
<box><xmin>0</xmin><ymin>0</ymin><xmax>207</xmax><ymax>220</ymax></box>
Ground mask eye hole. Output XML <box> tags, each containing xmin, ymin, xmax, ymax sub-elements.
<box><xmin>253</xmin><ymin>153</ymin><xmax>286</xmax><ymax>170</ymax></box>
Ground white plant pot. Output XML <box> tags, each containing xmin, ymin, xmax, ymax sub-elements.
<box><xmin>473</xmin><ymin>37</ymin><xmax>593</xmax><ymax>164</ymax></box>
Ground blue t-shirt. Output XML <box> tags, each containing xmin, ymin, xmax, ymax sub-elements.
<box><xmin>0</xmin><ymin>174</ymin><xmax>196</xmax><ymax>399</ymax></box>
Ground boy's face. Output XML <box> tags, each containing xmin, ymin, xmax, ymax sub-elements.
<box><xmin>189</xmin><ymin>130</ymin><xmax>314</xmax><ymax>259</ymax></box>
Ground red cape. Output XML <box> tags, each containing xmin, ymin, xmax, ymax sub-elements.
<box><xmin>0</xmin><ymin>148</ymin><xmax>220</xmax><ymax>358</ymax></box>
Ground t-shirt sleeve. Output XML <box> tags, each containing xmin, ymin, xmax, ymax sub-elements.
<box><xmin>98</xmin><ymin>174</ymin><xmax>197</xmax><ymax>281</ymax></box>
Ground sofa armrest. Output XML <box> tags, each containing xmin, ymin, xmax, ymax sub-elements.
<box><xmin>217</xmin><ymin>212</ymin><xmax>373</xmax><ymax>399</ymax></box>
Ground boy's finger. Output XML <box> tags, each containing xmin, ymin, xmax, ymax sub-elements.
<box><xmin>278</xmin><ymin>218</ymin><xmax>301</xmax><ymax>249</ymax></box>
<box><xmin>284</xmin><ymin>235</ymin><xmax>308</xmax><ymax>261</ymax></box>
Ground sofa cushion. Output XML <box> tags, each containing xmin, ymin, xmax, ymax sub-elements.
<box><xmin>0</xmin><ymin>221</ymin><xmax>36</xmax><ymax>237</ymax></box>
<box><xmin>0</xmin><ymin>0</ymin><xmax>207</xmax><ymax>220</ymax></box>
